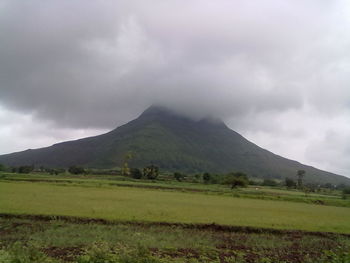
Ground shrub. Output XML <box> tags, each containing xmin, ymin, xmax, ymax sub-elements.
<box><xmin>342</xmin><ymin>187</ymin><xmax>350</xmax><ymax>199</ymax></box>
<box><xmin>68</xmin><ymin>166</ymin><xmax>86</xmax><ymax>175</ymax></box>
<box><xmin>285</xmin><ymin>178</ymin><xmax>296</xmax><ymax>188</ymax></box>
<box><xmin>173</xmin><ymin>172</ymin><xmax>185</xmax><ymax>182</ymax></box>
<box><xmin>202</xmin><ymin>173</ymin><xmax>211</xmax><ymax>184</ymax></box>
<box><xmin>143</xmin><ymin>165</ymin><xmax>159</xmax><ymax>180</ymax></box>
<box><xmin>262</xmin><ymin>179</ymin><xmax>278</xmax><ymax>187</ymax></box>
<box><xmin>18</xmin><ymin>165</ymin><xmax>34</xmax><ymax>174</ymax></box>
<box><xmin>223</xmin><ymin>172</ymin><xmax>249</xmax><ymax>189</ymax></box>
<box><xmin>0</xmin><ymin>163</ymin><xmax>6</xmax><ymax>172</ymax></box>
<box><xmin>130</xmin><ymin>168</ymin><xmax>143</xmax><ymax>179</ymax></box>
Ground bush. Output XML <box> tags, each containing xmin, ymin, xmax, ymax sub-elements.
<box><xmin>262</xmin><ymin>179</ymin><xmax>278</xmax><ymax>187</ymax></box>
<box><xmin>202</xmin><ymin>173</ymin><xmax>211</xmax><ymax>184</ymax></box>
<box><xmin>143</xmin><ymin>165</ymin><xmax>159</xmax><ymax>180</ymax></box>
<box><xmin>285</xmin><ymin>178</ymin><xmax>296</xmax><ymax>188</ymax></box>
<box><xmin>130</xmin><ymin>168</ymin><xmax>143</xmax><ymax>179</ymax></box>
<box><xmin>18</xmin><ymin>165</ymin><xmax>34</xmax><ymax>174</ymax></box>
<box><xmin>174</xmin><ymin>172</ymin><xmax>185</xmax><ymax>182</ymax></box>
<box><xmin>223</xmin><ymin>172</ymin><xmax>249</xmax><ymax>189</ymax></box>
<box><xmin>342</xmin><ymin>187</ymin><xmax>350</xmax><ymax>199</ymax></box>
<box><xmin>0</xmin><ymin>163</ymin><xmax>6</xmax><ymax>172</ymax></box>
<box><xmin>68</xmin><ymin>166</ymin><xmax>86</xmax><ymax>175</ymax></box>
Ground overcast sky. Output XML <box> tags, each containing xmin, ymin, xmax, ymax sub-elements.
<box><xmin>0</xmin><ymin>0</ymin><xmax>350</xmax><ymax>177</ymax></box>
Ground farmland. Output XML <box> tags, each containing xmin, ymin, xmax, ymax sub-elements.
<box><xmin>0</xmin><ymin>173</ymin><xmax>349</xmax><ymax>262</ymax></box>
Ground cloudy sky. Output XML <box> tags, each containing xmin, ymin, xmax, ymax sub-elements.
<box><xmin>0</xmin><ymin>0</ymin><xmax>350</xmax><ymax>177</ymax></box>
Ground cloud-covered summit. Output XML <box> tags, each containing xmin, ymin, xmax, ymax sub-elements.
<box><xmin>0</xmin><ymin>0</ymin><xmax>350</xmax><ymax>177</ymax></box>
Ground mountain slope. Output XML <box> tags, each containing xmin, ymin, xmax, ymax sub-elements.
<box><xmin>0</xmin><ymin>106</ymin><xmax>349</xmax><ymax>184</ymax></box>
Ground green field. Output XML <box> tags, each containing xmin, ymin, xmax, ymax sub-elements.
<box><xmin>1</xmin><ymin>180</ymin><xmax>350</xmax><ymax>233</ymax></box>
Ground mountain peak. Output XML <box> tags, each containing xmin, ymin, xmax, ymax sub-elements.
<box><xmin>139</xmin><ymin>105</ymin><xmax>177</xmax><ymax>118</ymax></box>
<box><xmin>1</xmin><ymin>105</ymin><xmax>349</xmax><ymax>185</ymax></box>
<box><xmin>139</xmin><ymin>105</ymin><xmax>227</xmax><ymax>129</ymax></box>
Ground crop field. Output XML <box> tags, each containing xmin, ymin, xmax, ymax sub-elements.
<box><xmin>1</xmin><ymin>173</ymin><xmax>350</xmax><ymax>262</ymax></box>
<box><xmin>1</xmin><ymin>180</ymin><xmax>350</xmax><ymax>233</ymax></box>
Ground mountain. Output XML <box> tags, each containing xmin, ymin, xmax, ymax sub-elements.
<box><xmin>0</xmin><ymin>105</ymin><xmax>349</xmax><ymax>184</ymax></box>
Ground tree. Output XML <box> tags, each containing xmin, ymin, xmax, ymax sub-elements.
<box><xmin>285</xmin><ymin>178</ymin><xmax>296</xmax><ymax>189</ymax></box>
<box><xmin>202</xmin><ymin>173</ymin><xmax>211</xmax><ymax>184</ymax></box>
<box><xmin>0</xmin><ymin>163</ymin><xmax>6</xmax><ymax>172</ymax></box>
<box><xmin>297</xmin><ymin>170</ymin><xmax>306</xmax><ymax>189</ymax></box>
<box><xmin>143</xmin><ymin>164</ymin><xmax>159</xmax><ymax>180</ymax></box>
<box><xmin>174</xmin><ymin>172</ymin><xmax>185</xmax><ymax>182</ymax></box>
<box><xmin>121</xmin><ymin>152</ymin><xmax>133</xmax><ymax>176</ymax></box>
<box><xmin>223</xmin><ymin>172</ymin><xmax>249</xmax><ymax>189</ymax></box>
<box><xmin>130</xmin><ymin>168</ymin><xmax>142</xmax><ymax>179</ymax></box>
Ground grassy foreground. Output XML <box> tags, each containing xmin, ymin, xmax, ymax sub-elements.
<box><xmin>1</xmin><ymin>181</ymin><xmax>350</xmax><ymax>233</ymax></box>
<box><xmin>0</xmin><ymin>217</ymin><xmax>349</xmax><ymax>263</ymax></box>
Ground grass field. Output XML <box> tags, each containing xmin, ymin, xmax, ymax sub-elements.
<box><xmin>1</xmin><ymin>180</ymin><xmax>350</xmax><ymax>233</ymax></box>
<box><xmin>1</xmin><ymin>172</ymin><xmax>348</xmax><ymax>207</ymax></box>
<box><xmin>1</xmin><ymin>173</ymin><xmax>350</xmax><ymax>262</ymax></box>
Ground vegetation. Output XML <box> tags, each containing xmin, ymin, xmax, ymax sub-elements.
<box><xmin>0</xmin><ymin>169</ymin><xmax>350</xmax><ymax>262</ymax></box>
<box><xmin>68</xmin><ymin>166</ymin><xmax>86</xmax><ymax>175</ymax></box>
<box><xmin>343</xmin><ymin>187</ymin><xmax>350</xmax><ymax>199</ymax></box>
<box><xmin>297</xmin><ymin>169</ymin><xmax>306</xmax><ymax>188</ymax></box>
<box><xmin>143</xmin><ymin>164</ymin><xmax>159</xmax><ymax>180</ymax></box>
<box><xmin>1</xmin><ymin>106</ymin><xmax>349</xmax><ymax>185</ymax></box>
<box><xmin>173</xmin><ymin>172</ymin><xmax>186</xmax><ymax>182</ymax></box>
<box><xmin>130</xmin><ymin>168</ymin><xmax>143</xmax><ymax>179</ymax></box>
<box><xmin>1</xmin><ymin>179</ymin><xmax>350</xmax><ymax>233</ymax></box>
<box><xmin>0</xmin><ymin>217</ymin><xmax>349</xmax><ymax>263</ymax></box>
<box><xmin>223</xmin><ymin>172</ymin><xmax>249</xmax><ymax>189</ymax></box>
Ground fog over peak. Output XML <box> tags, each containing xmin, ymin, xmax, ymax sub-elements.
<box><xmin>0</xmin><ymin>0</ymin><xmax>350</xmax><ymax>177</ymax></box>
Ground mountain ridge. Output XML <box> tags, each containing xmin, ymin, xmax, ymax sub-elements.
<box><xmin>0</xmin><ymin>105</ymin><xmax>349</xmax><ymax>185</ymax></box>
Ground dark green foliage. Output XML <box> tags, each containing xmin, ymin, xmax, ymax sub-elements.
<box><xmin>46</xmin><ymin>168</ymin><xmax>65</xmax><ymax>175</ymax></box>
<box><xmin>343</xmin><ymin>187</ymin><xmax>350</xmax><ymax>194</ymax></box>
<box><xmin>18</xmin><ymin>165</ymin><xmax>34</xmax><ymax>174</ymax></box>
<box><xmin>0</xmin><ymin>163</ymin><xmax>5</xmax><ymax>171</ymax></box>
<box><xmin>342</xmin><ymin>187</ymin><xmax>350</xmax><ymax>199</ymax></box>
<box><xmin>202</xmin><ymin>172</ymin><xmax>211</xmax><ymax>184</ymax></box>
<box><xmin>297</xmin><ymin>169</ymin><xmax>306</xmax><ymax>188</ymax></box>
<box><xmin>0</xmin><ymin>106</ymin><xmax>349</xmax><ymax>185</ymax></box>
<box><xmin>285</xmin><ymin>177</ymin><xmax>296</xmax><ymax>188</ymax></box>
<box><xmin>262</xmin><ymin>178</ymin><xmax>278</xmax><ymax>187</ymax></box>
<box><xmin>143</xmin><ymin>165</ymin><xmax>159</xmax><ymax>180</ymax></box>
<box><xmin>223</xmin><ymin>172</ymin><xmax>249</xmax><ymax>189</ymax></box>
<box><xmin>322</xmin><ymin>182</ymin><xmax>334</xmax><ymax>189</ymax></box>
<box><xmin>304</xmin><ymin>183</ymin><xmax>319</xmax><ymax>193</ymax></box>
<box><xmin>68</xmin><ymin>166</ymin><xmax>86</xmax><ymax>175</ymax></box>
<box><xmin>173</xmin><ymin>172</ymin><xmax>185</xmax><ymax>182</ymax></box>
<box><xmin>130</xmin><ymin>168</ymin><xmax>142</xmax><ymax>179</ymax></box>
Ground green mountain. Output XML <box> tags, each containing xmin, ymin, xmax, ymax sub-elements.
<box><xmin>0</xmin><ymin>105</ymin><xmax>349</xmax><ymax>184</ymax></box>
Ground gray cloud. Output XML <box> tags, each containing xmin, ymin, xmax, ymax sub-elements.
<box><xmin>0</xmin><ymin>0</ymin><xmax>350</xmax><ymax>176</ymax></box>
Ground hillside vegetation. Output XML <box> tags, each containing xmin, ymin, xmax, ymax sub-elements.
<box><xmin>0</xmin><ymin>106</ymin><xmax>349</xmax><ymax>185</ymax></box>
